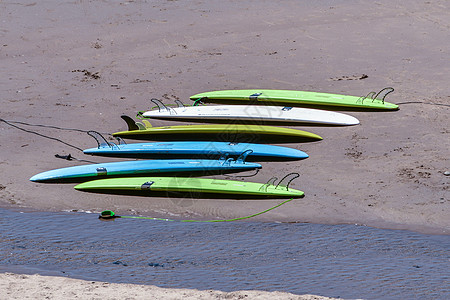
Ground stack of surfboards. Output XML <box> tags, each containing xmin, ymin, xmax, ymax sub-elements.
<box><xmin>31</xmin><ymin>87</ymin><xmax>398</xmax><ymax>199</ymax></box>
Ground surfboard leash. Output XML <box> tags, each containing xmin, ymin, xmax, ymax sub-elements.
<box><xmin>99</xmin><ymin>198</ymin><xmax>293</xmax><ymax>222</ymax></box>
<box><xmin>397</xmin><ymin>101</ymin><xmax>450</xmax><ymax>107</ymax></box>
<box><xmin>0</xmin><ymin>119</ymin><xmax>92</xmax><ymax>133</ymax></box>
<box><xmin>0</xmin><ymin>119</ymin><xmax>110</xmax><ymax>162</ymax></box>
<box><xmin>54</xmin><ymin>153</ymin><xmax>99</xmax><ymax>164</ymax></box>
<box><xmin>0</xmin><ymin>118</ymin><xmax>86</xmax><ymax>152</ymax></box>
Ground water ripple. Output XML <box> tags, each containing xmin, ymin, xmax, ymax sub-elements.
<box><xmin>0</xmin><ymin>208</ymin><xmax>449</xmax><ymax>300</ymax></box>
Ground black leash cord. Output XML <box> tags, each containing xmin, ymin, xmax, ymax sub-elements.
<box><xmin>0</xmin><ymin>118</ymin><xmax>85</xmax><ymax>152</ymax></box>
<box><xmin>397</xmin><ymin>101</ymin><xmax>450</xmax><ymax>107</ymax></box>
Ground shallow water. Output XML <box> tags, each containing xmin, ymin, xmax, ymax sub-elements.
<box><xmin>0</xmin><ymin>207</ymin><xmax>449</xmax><ymax>300</ymax></box>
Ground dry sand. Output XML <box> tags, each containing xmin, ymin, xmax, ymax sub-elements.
<box><xmin>0</xmin><ymin>0</ymin><xmax>449</xmax><ymax>298</ymax></box>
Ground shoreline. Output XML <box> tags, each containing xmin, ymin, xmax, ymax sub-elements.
<box><xmin>0</xmin><ymin>203</ymin><xmax>448</xmax><ymax>236</ymax></box>
<box><xmin>0</xmin><ymin>272</ymin><xmax>342</xmax><ymax>300</ymax></box>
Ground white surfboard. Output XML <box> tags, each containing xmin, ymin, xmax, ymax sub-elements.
<box><xmin>141</xmin><ymin>99</ymin><xmax>360</xmax><ymax>126</ymax></box>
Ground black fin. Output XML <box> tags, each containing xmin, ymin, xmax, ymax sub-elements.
<box><xmin>120</xmin><ymin>115</ymin><xmax>139</xmax><ymax>131</ymax></box>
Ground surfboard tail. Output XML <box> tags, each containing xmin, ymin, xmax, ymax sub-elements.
<box><xmin>120</xmin><ymin>115</ymin><xmax>153</xmax><ymax>131</ymax></box>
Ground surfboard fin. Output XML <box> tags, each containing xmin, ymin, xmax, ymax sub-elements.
<box><xmin>222</xmin><ymin>158</ymin><xmax>234</xmax><ymax>166</ymax></box>
<box><xmin>136</xmin><ymin>122</ymin><xmax>146</xmax><ymax>130</ymax></box>
<box><xmin>259</xmin><ymin>177</ymin><xmax>278</xmax><ymax>192</ymax></box>
<box><xmin>116</xmin><ymin>137</ymin><xmax>127</xmax><ymax>145</ymax></box>
<box><xmin>175</xmin><ymin>100</ymin><xmax>185</xmax><ymax>108</ymax></box>
<box><xmin>142</xmin><ymin>120</ymin><xmax>152</xmax><ymax>128</ymax></box>
<box><xmin>219</xmin><ymin>153</ymin><xmax>229</xmax><ymax>162</ymax></box>
<box><xmin>121</xmin><ymin>115</ymin><xmax>140</xmax><ymax>131</ymax></box>
<box><xmin>120</xmin><ymin>115</ymin><xmax>152</xmax><ymax>131</ymax></box>
<box><xmin>275</xmin><ymin>172</ymin><xmax>300</xmax><ymax>191</ymax></box>
<box><xmin>151</xmin><ymin>98</ymin><xmax>170</xmax><ymax>112</ymax></box>
<box><xmin>358</xmin><ymin>87</ymin><xmax>394</xmax><ymax>104</ymax></box>
<box><xmin>87</xmin><ymin>131</ymin><xmax>113</xmax><ymax>149</ymax></box>
<box><xmin>373</xmin><ymin>87</ymin><xmax>394</xmax><ymax>103</ymax></box>
<box><xmin>236</xmin><ymin>149</ymin><xmax>253</xmax><ymax>164</ymax></box>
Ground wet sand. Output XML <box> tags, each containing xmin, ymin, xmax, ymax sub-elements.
<box><xmin>0</xmin><ymin>273</ymin><xmax>340</xmax><ymax>300</ymax></box>
<box><xmin>1</xmin><ymin>1</ymin><xmax>449</xmax><ymax>233</ymax></box>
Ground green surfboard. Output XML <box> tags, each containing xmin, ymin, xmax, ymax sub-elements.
<box><xmin>74</xmin><ymin>174</ymin><xmax>304</xmax><ymax>198</ymax></box>
<box><xmin>112</xmin><ymin>115</ymin><xmax>322</xmax><ymax>143</ymax></box>
<box><xmin>190</xmin><ymin>88</ymin><xmax>398</xmax><ymax>110</ymax></box>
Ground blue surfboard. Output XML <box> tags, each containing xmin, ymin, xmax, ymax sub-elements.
<box><xmin>83</xmin><ymin>131</ymin><xmax>309</xmax><ymax>161</ymax></box>
<box><xmin>30</xmin><ymin>155</ymin><xmax>261</xmax><ymax>183</ymax></box>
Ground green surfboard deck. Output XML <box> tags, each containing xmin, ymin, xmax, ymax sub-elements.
<box><xmin>75</xmin><ymin>176</ymin><xmax>304</xmax><ymax>198</ymax></box>
<box><xmin>190</xmin><ymin>89</ymin><xmax>399</xmax><ymax>110</ymax></box>
<box><xmin>112</xmin><ymin>123</ymin><xmax>322</xmax><ymax>141</ymax></box>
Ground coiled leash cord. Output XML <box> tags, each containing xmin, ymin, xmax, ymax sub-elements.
<box><xmin>99</xmin><ymin>198</ymin><xmax>294</xmax><ymax>222</ymax></box>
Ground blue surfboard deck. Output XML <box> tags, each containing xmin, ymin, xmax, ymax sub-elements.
<box><xmin>30</xmin><ymin>159</ymin><xmax>261</xmax><ymax>183</ymax></box>
<box><xmin>83</xmin><ymin>141</ymin><xmax>308</xmax><ymax>161</ymax></box>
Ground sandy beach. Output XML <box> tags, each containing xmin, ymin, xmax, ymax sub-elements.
<box><xmin>0</xmin><ymin>0</ymin><xmax>449</xmax><ymax>298</ymax></box>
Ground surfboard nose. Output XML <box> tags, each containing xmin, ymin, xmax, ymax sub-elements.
<box><xmin>346</xmin><ymin>114</ymin><xmax>360</xmax><ymax>126</ymax></box>
<box><xmin>82</xmin><ymin>148</ymin><xmax>97</xmax><ymax>155</ymax></box>
<box><xmin>29</xmin><ymin>174</ymin><xmax>39</xmax><ymax>182</ymax></box>
<box><xmin>288</xmin><ymin>149</ymin><xmax>309</xmax><ymax>160</ymax></box>
<box><xmin>307</xmin><ymin>132</ymin><xmax>323</xmax><ymax>141</ymax></box>
<box><xmin>29</xmin><ymin>173</ymin><xmax>48</xmax><ymax>182</ymax></box>
<box><xmin>30</xmin><ymin>170</ymin><xmax>63</xmax><ymax>182</ymax></box>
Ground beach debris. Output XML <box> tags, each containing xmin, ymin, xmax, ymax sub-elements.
<box><xmin>331</xmin><ymin>74</ymin><xmax>368</xmax><ymax>81</ymax></box>
<box><xmin>92</xmin><ymin>41</ymin><xmax>102</xmax><ymax>49</ymax></box>
<box><xmin>444</xmin><ymin>171</ymin><xmax>450</xmax><ymax>176</ymax></box>
<box><xmin>72</xmin><ymin>69</ymin><xmax>100</xmax><ymax>80</ymax></box>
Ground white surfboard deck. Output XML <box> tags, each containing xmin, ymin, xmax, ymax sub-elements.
<box><xmin>142</xmin><ymin>104</ymin><xmax>360</xmax><ymax>126</ymax></box>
